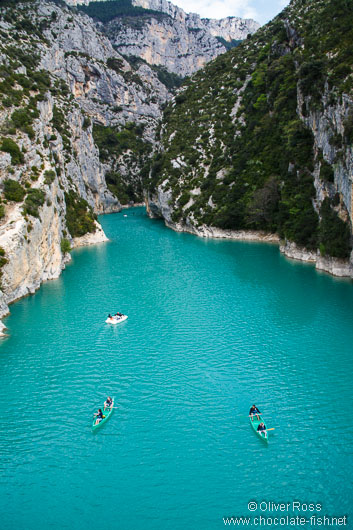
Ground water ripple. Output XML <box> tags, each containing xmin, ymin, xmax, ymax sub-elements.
<box><xmin>0</xmin><ymin>208</ymin><xmax>352</xmax><ymax>530</ymax></box>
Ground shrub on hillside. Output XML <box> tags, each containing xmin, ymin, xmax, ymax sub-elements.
<box><xmin>0</xmin><ymin>138</ymin><xmax>24</xmax><ymax>165</ymax></box>
<box><xmin>320</xmin><ymin>160</ymin><xmax>334</xmax><ymax>182</ymax></box>
<box><xmin>64</xmin><ymin>190</ymin><xmax>96</xmax><ymax>237</ymax></box>
<box><xmin>3</xmin><ymin>179</ymin><xmax>26</xmax><ymax>202</ymax></box>
<box><xmin>60</xmin><ymin>238</ymin><xmax>71</xmax><ymax>254</ymax></box>
<box><xmin>23</xmin><ymin>189</ymin><xmax>46</xmax><ymax>218</ymax></box>
<box><xmin>44</xmin><ymin>170</ymin><xmax>56</xmax><ymax>185</ymax></box>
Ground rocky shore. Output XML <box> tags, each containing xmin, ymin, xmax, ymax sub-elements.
<box><xmin>149</xmin><ymin>206</ymin><xmax>353</xmax><ymax>280</ymax></box>
<box><xmin>280</xmin><ymin>241</ymin><xmax>353</xmax><ymax>278</ymax></box>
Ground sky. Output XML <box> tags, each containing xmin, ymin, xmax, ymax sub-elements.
<box><xmin>172</xmin><ymin>0</ymin><xmax>291</xmax><ymax>25</ymax></box>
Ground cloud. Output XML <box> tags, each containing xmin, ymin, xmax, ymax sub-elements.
<box><xmin>172</xmin><ymin>0</ymin><xmax>259</xmax><ymax>21</ymax></box>
<box><xmin>171</xmin><ymin>0</ymin><xmax>292</xmax><ymax>24</ymax></box>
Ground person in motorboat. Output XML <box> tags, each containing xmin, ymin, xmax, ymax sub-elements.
<box><xmin>257</xmin><ymin>422</ymin><xmax>267</xmax><ymax>438</ymax></box>
<box><xmin>107</xmin><ymin>314</ymin><xmax>112</xmax><ymax>320</ymax></box>
<box><xmin>104</xmin><ymin>396</ymin><xmax>113</xmax><ymax>410</ymax></box>
<box><xmin>94</xmin><ymin>408</ymin><xmax>104</xmax><ymax>425</ymax></box>
<box><xmin>249</xmin><ymin>405</ymin><xmax>261</xmax><ymax>421</ymax></box>
<box><xmin>115</xmin><ymin>312</ymin><xmax>123</xmax><ymax>318</ymax></box>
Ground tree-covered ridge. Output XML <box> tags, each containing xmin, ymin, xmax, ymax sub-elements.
<box><xmin>77</xmin><ymin>0</ymin><xmax>167</xmax><ymax>24</ymax></box>
<box><xmin>148</xmin><ymin>0</ymin><xmax>353</xmax><ymax>258</ymax></box>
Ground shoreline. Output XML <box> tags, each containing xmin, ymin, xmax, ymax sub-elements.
<box><xmin>2</xmin><ymin>206</ymin><xmax>352</xmax><ymax>336</ymax></box>
<box><xmin>120</xmin><ymin>202</ymin><xmax>145</xmax><ymax>210</ymax></box>
<box><xmin>161</xmin><ymin>218</ymin><xmax>353</xmax><ymax>280</ymax></box>
<box><xmin>0</xmin><ymin>203</ymin><xmax>145</xmax><ymax>335</ymax></box>
<box><xmin>0</xmin><ymin>223</ymin><xmax>109</xmax><ymax>337</ymax></box>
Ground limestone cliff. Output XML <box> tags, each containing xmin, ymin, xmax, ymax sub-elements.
<box><xmin>129</xmin><ymin>0</ymin><xmax>260</xmax><ymax>76</ymax></box>
<box><xmin>68</xmin><ymin>0</ymin><xmax>260</xmax><ymax>77</ymax></box>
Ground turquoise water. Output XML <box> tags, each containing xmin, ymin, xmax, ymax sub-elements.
<box><xmin>0</xmin><ymin>207</ymin><xmax>352</xmax><ymax>530</ymax></box>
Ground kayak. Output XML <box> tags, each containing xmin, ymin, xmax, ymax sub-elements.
<box><xmin>105</xmin><ymin>314</ymin><xmax>128</xmax><ymax>324</ymax></box>
<box><xmin>92</xmin><ymin>398</ymin><xmax>115</xmax><ymax>432</ymax></box>
<box><xmin>249</xmin><ymin>413</ymin><xmax>268</xmax><ymax>441</ymax></box>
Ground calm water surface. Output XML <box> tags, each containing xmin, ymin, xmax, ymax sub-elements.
<box><xmin>0</xmin><ymin>207</ymin><xmax>352</xmax><ymax>530</ymax></box>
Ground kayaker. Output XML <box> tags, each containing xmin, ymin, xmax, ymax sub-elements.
<box><xmin>257</xmin><ymin>423</ymin><xmax>267</xmax><ymax>438</ymax></box>
<box><xmin>249</xmin><ymin>405</ymin><xmax>261</xmax><ymax>421</ymax></box>
<box><xmin>94</xmin><ymin>408</ymin><xmax>104</xmax><ymax>425</ymax></box>
<box><xmin>104</xmin><ymin>396</ymin><xmax>113</xmax><ymax>410</ymax></box>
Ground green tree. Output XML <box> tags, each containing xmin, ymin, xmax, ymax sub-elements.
<box><xmin>319</xmin><ymin>198</ymin><xmax>351</xmax><ymax>258</ymax></box>
<box><xmin>60</xmin><ymin>238</ymin><xmax>71</xmax><ymax>254</ymax></box>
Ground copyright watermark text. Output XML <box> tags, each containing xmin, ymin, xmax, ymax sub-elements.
<box><xmin>248</xmin><ymin>501</ymin><xmax>322</xmax><ymax>513</ymax></box>
<box><xmin>223</xmin><ymin>500</ymin><xmax>347</xmax><ymax>526</ymax></box>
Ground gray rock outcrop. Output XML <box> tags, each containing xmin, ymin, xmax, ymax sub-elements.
<box><xmin>65</xmin><ymin>0</ymin><xmax>260</xmax><ymax>77</ymax></box>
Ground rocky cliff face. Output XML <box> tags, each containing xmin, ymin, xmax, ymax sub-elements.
<box><xmin>300</xmin><ymin>90</ymin><xmax>353</xmax><ymax>225</ymax></box>
<box><xmin>39</xmin><ymin>3</ymin><xmax>167</xmax><ymax>138</ymax></box>
<box><xmin>132</xmin><ymin>0</ymin><xmax>259</xmax><ymax>42</ymax></box>
<box><xmin>67</xmin><ymin>0</ymin><xmax>259</xmax><ymax>77</ymax></box>
<box><xmin>105</xmin><ymin>3</ymin><xmax>259</xmax><ymax>77</ymax></box>
<box><xmin>201</xmin><ymin>17</ymin><xmax>259</xmax><ymax>42</ymax></box>
<box><xmin>104</xmin><ymin>16</ymin><xmax>226</xmax><ymax>77</ymax></box>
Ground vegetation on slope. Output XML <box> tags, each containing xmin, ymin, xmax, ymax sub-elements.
<box><xmin>93</xmin><ymin>122</ymin><xmax>152</xmax><ymax>204</ymax></box>
<box><xmin>64</xmin><ymin>190</ymin><xmax>96</xmax><ymax>238</ymax></box>
<box><xmin>122</xmin><ymin>55</ymin><xmax>184</xmax><ymax>91</ymax></box>
<box><xmin>215</xmin><ymin>37</ymin><xmax>241</xmax><ymax>51</ymax></box>
<box><xmin>0</xmin><ymin>1</ymin><xmax>117</xmax><ymax>237</ymax></box>
<box><xmin>148</xmin><ymin>0</ymin><xmax>353</xmax><ymax>258</ymax></box>
<box><xmin>0</xmin><ymin>246</ymin><xmax>7</xmax><ymax>289</ymax></box>
<box><xmin>3</xmin><ymin>179</ymin><xmax>26</xmax><ymax>202</ymax></box>
<box><xmin>77</xmin><ymin>0</ymin><xmax>167</xmax><ymax>25</ymax></box>
<box><xmin>0</xmin><ymin>3</ymin><xmax>66</xmax><ymax>227</ymax></box>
